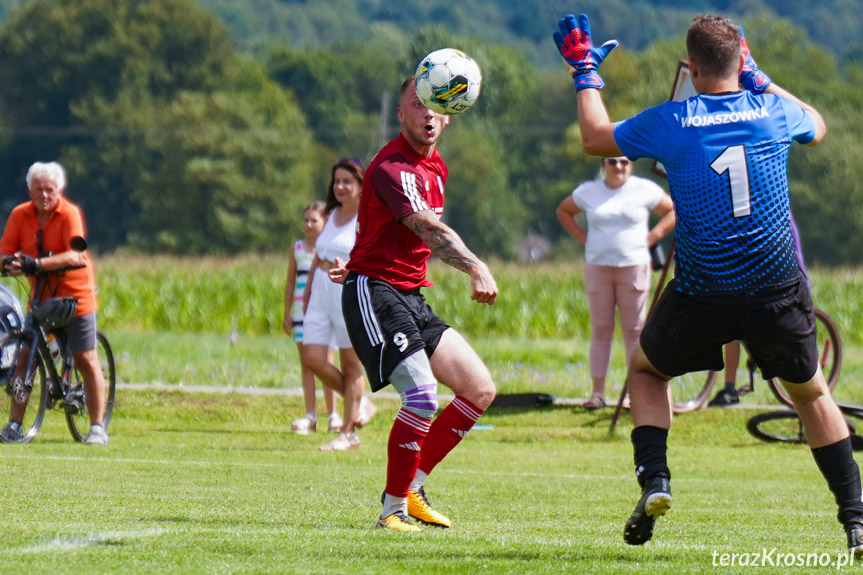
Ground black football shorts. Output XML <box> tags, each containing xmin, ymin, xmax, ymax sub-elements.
<box><xmin>640</xmin><ymin>278</ymin><xmax>818</xmax><ymax>384</ymax></box>
<box><xmin>342</xmin><ymin>272</ymin><xmax>449</xmax><ymax>391</ymax></box>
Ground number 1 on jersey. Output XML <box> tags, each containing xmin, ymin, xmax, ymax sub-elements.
<box><xmin>710</xmin><ymin>145</ymin><xmax>751</xmax><ymax>217</ymax></box>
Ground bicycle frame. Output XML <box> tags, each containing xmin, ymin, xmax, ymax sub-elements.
<box><xmin>17</xmin><ymin>272</ymin><xmax>74</xmax><ymax>396</ymax></box>
<box><xmin>20</xmin><ymin>317</ymin><xmax>69</xmax><ymax>401</ymax></box>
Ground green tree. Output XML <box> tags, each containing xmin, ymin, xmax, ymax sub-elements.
<box><xmin>128</xmin><ymin>65</ymin><xmax>315</xmax><ymax>254</ymax></box>
<box><xmin>0</xmin><ymin>0</ymin><xmax>235</xmax><ymax>248</ymax></box>
<box><xmin>439</xmin><ymin>124</ymin><xmax>524</xmax><ymax>259</ymax></box>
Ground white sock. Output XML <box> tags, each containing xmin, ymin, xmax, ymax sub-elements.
<box><xmin>409</xmin><ymin>470</ymin><xmax>428</xmax><ymax>493</ymax></box>
<box><xmin>90</xmin><ymin>424</ymin><xmax>103</xmax><ymax>432</ymax></box>
<box><xmin>381</xmin><ymin>493</ymin><xmax>408</xmax><ymax>518</ymax></box>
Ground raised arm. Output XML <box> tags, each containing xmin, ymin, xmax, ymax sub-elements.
<box><xmin>554</xmin><ymin>13</ymin><xmax>623</xmax><ymax>158</ymax></box>
<box><xmin>738</xmin><ymin>25</ymin><xmax>826</xmax><ymax>146</ymax></box>
<box><xmin>764</xmin><ymin>84</ymin><xmax>826</xmax><ymax>146</ymax></box>
<box><xmin>577</xmin><ymin>90</ymin><xmax>623</xmax><ymax>157</ymax></box>
<box><xmin>401</xmin><ymin>210</ymin><xmax>497</xmax><ymax>305</ymax></box>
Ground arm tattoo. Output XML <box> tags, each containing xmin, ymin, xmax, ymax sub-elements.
<box><xmin>402</xmin><ymin>211</ymin><xmax>480</xmax><ymax>274</ymax></box>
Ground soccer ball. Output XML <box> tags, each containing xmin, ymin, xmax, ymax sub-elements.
<box><xmin>414</xmin><ymin>48</ymin><xmax>482</xmax><ymax>115</ymax></box>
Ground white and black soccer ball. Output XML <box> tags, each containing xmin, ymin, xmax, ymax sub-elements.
<box><xmin>414</xmin><ymin>48</ymin><xmax>482</xmax><ymax>115</ymax></box>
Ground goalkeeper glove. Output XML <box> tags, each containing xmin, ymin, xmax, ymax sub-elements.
<box><xmin>554</xmin><ymin>13</ymin><xmax>618</xmax><ymax>92</ymax></box>
<box><xmin>738</xmin><ymin>26</ymin><xmax>772</xmax><ymax>94</ymax></box>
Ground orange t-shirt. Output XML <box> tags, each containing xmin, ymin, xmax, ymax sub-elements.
<box><xmin>0</xmin><ymin>198</ymin><xmax>97</xmax><ymax>316</ymax></box>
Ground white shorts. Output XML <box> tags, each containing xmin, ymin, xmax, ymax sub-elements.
<box><xmin>302</xmin><ymin>269</ymin><xmax>352</xmax><ymax>349</ymax></box>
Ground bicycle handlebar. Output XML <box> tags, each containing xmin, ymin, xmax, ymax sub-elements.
<box><xmin>1</xmin><ymin>257</ymin><xmax>85</xmax><ymax>277</ymax></box>
<box><xmin>1</xmin><ymin>235</ymin><xmax>88</xmax><ymax>278</ymax></box>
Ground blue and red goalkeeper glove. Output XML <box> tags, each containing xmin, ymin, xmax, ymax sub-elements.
<box><xmin>738</xmin><ymin>26</ymin><xmax>772</xmax><ymax>94</ymax></box>
<box><xmin>554</xmin><ymin>13</ymin><xmax>618</xmax><ymax>92</ymax></box>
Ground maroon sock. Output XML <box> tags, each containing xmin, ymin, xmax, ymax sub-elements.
<box><xmin>418</xmin><ymin>396</ymin><xmax>483</xmax><ymax>476</ymax></box>
<box><xmin>386</xmin><ymin>410</ymin><xmax>431</xmax><ymax>497</ymax></box>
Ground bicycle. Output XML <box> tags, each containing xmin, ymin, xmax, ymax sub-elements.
<box><xmin>747</xmin><ymin>403</ymin><xmax>863</xmax><ymax>450</ymax></box>
<box><xmin>0</xmin><ymin>242</ymin><xmax>116</xmax><ymax>443</ymax></box>
<box><xmin>671</xmin><ymin>307</ymin><xmax>842</xmax><ymax>413</ymax></box>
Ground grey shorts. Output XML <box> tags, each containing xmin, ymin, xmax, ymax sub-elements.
<box><xmin>63</xmin><ymin>312</ymin><xmax>98</xmax><ymax>353</ymax></box>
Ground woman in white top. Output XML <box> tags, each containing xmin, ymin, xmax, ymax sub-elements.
<box><xmin>303</xmin><ymin>159</ymin><xmax>376</xmax><ymax>450</ymax></box>
<box><xmin>557</xmin><ymin>157</ymin><xmax>675</xmax><ymax>409</ymax></box>
<box><xmin>284</xmin><ymin>201</ymin><xmax>341</xmax><ymax>435</ymax></box>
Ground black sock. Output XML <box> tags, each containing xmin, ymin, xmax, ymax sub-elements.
<box><xmin>631</xmin><ymin>425</ymin><xmax>670</xmax><ymax>488</ymax></box>
<box><xmin>724</xmin><ymin>381</ymin><xmax>736</xmax><ymax>393</ymax></box>
<box><xmin>811</xmin><ymin>437</ymin><xmax>863</xmax><ymax>524</ymax></box>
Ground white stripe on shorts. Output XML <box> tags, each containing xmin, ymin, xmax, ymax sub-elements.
<box><xmin>357</xmin><ymin>275</ymin><xmax>383</xmax><ymax>347</ymax></box>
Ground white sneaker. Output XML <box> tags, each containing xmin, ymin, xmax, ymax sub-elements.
<box><xmin>327</xmin><ymin>413</ymin><xmax>343</xmax><ymax>433</ymax></box>
<box><xmin>85</xmin><ymin>424</ymin><xmax>109</xmax><ymax>445</ymax></box>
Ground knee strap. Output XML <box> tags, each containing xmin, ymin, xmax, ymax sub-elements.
<box><xmin>389</xmin><ymin>351</ymin><xmax>438</xmax><ymax>419</ymax></box>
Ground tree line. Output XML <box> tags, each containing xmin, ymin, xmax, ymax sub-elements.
<box><xmin>0</xmin><ymin>0</ymin><xmax>860</xmax><ymax>266</ymax></box>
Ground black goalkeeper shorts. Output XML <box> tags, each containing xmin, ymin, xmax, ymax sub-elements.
<box><xmin>640</xmin><ymin>278</ymin><xmax>818</xmax><ymax>384</ymax></box>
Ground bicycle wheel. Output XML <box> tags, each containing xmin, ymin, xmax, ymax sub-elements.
<box><xmin>0</xmin><ymin>331</ymin><xmax>48</xmax><ymax>443</ymax></box>
<box><xmin>747</xmin><ymin>409</ymin><xmax>857</xmax><ymax>445</ymax></box>
<box><xmin>746</xmin><ymin>410</ymin><xmax>807</xmax><ymax>444</ymax></box>
<box><xmin>769</xmin><ymin>308</ymin><xmax>842</xmax><ymax>406</ymax></box>
<box><xmin>65</xmin><ymin>331</ymin><xmax>116</xmax><ymax>442</ymax></box>
<box><xmin>671</xmin><ymin>370</ymin><xmax>718</xmax><ymax>413</ymax></box>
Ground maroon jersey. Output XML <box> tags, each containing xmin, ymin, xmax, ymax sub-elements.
<box><xmin>348</xmin><ymin>134</ymin><xmax>447</xmax><ymax>289</ymax></box>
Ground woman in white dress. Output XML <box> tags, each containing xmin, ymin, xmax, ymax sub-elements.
<box><xmin>303</xmin><ymin>159</ymin><xmax>376</xmax><ymax>450</ymax></box>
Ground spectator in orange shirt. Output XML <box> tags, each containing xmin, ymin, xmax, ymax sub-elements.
<box><xmin>0</xmin><ymin>161</ymin><xmax>109</xmax><ymax>445</ymax></box>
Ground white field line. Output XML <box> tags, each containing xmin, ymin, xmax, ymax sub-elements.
<box><xmin>119</xmin><ymin>384</ymin><xmax>778</xmax><ymax>409</ymax></box>
<box><xmin>118</xmin><ymin>382</ymin><xmax>408</xmax><ymax>400</ymax></box>
<box><xmin>0</xmin><ymin>452</ymin><xmax>624</xmax><ymax>480</ymax></box>
<box><xmin>13</xmin><ymin>528</ymin><xmax>166</xmax><ymax>554</ymax></box>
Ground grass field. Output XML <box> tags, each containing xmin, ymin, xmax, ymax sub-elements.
<box><xmin>3</xmin><ymin>258</ymin><xmax>863</xmax><ymax>572</ymax></box>
<box><xmin>1</xmin><ymin>389</ymin><xmax>860</xmax><ymax>574</ymax></box>
<box><xmin>107</xmin><ymin>330</ymin><xmax>863</xmax><ymax>407</ymax></box>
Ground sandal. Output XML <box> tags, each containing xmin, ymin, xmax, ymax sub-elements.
<box><xmin>291</xmin><ymin>415</ymin><xmax>317</xmax><ymax>434</ymax></box>
<box><xmin>355</xmin><ymin>396</ymin><xmax>377</xmax><ymax>428</ymax></box>
<box><xmin>583</xmin><ymin>393</ymin><xmax>606</xmax><ymax>410</ymax></box>
<box><xmin>318</xmin><ymin>431</ymin><xmax>360</xmax><ymax>451</ymax></box>
<box><xmin>327</xmin><ymin>413</ymin><xmax>343</xmax><ymax>433</ymax></box>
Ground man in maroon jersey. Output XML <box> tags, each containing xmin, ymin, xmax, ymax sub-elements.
<box><xmin>328</xmin><ymin>77</ymin><xmax>498</xmax><ymax>531</ymax></box>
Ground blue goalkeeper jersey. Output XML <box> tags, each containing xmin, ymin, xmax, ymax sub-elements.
<box><xmin>614</xmin><ymin>91</ymin><xmax>816</xmax><ymax>295</ymax></box>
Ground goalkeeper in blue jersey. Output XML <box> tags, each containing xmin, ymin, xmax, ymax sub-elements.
<box><xmin>555</xmin><ymin>13</ymin><xmax>863</xmax><ymax>555</ymax></box>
